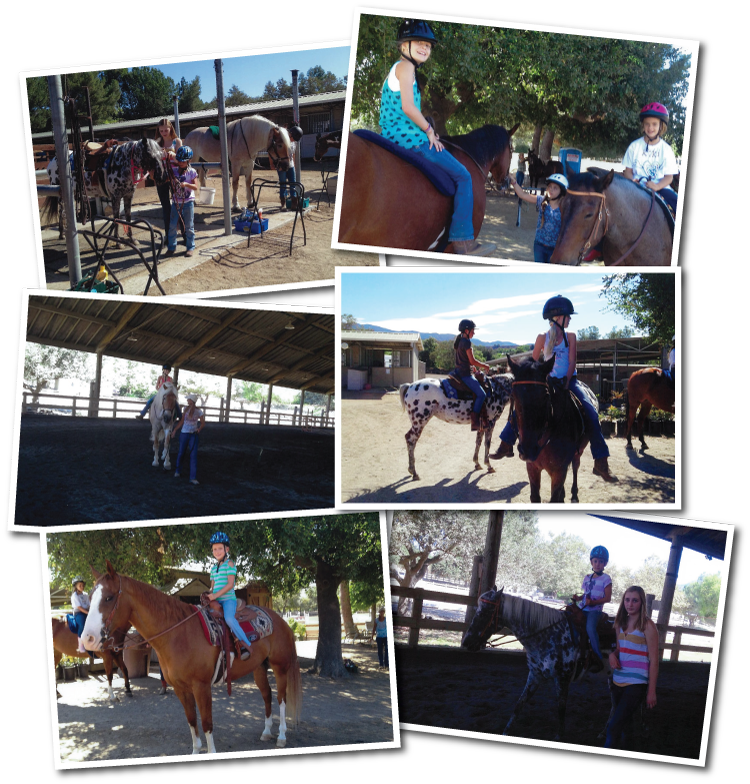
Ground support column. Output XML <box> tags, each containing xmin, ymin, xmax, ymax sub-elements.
<box><xmin>324</xmin><ymin>394</ymin><xmax>332</xmax><ymax>426</ymax></box>
<box><xmin>173</xmin><ymin>95</ymin><xmax>180</xmax><ymax>138</ymax></box>
<box><xmin>214</xmin><ymin>59</ymin><xmax>232</xmax><ymax>235</ymax></box>
<box><xmin>225</xmin><ymin>377</ymin><xmax>233</xmax><ymax>423</ymax></box>
<box><xmin>657</xmin><ymin>535</ymin><xmax>683</xmax><ymax>649</ymax></box>
<box><xmin>291</xmin><ymin>70</ymin><xmax>301</xmax><ymax>174</ymax></box>
<box><xmin>464</xmin><ymin>555</ymin><xmax>484</xmax><ymax>629</ymax></box>
<box><xmin>90</xmin><ymin>352</ymin><xmax>103</xmax><ymax>418</ymax></box>
<box><xmin>299</xmin><ymin>389</ymin><xmax>306</xmax><ymax>426</ymax></box>
<box><xmin>265</xmin><ymin>385</ymin><xmax>274</xmax><ymax>425</ymax></box>
<box><xmin>412</xmin><ymin>342</ymin><xmax>419</xmax><ymax>382</ymax></box>
<box><xmin>479</xmin><ymin>511</ymin><xmax>504</xmax><ymax>596</ymax></box>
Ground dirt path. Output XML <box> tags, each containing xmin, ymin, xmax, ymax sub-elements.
<box><xmin>341</xmin><ymin>391</ymin><xmax>675</xmax><ymax>505</ymax></box>
<box><xmin>395</xmin><ymin>646</ymin><xmax>708</xmax><ymax>758</ymax></box>
<box><xmin>55</xmin><ymin>643</ymin><xmax>394</xmax><ymax>762</ymax></box>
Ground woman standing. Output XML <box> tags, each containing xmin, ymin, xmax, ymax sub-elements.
<box><xmin>173</xmin><ymin>393</ymin><xmax>205</xmax><ymax>485</ymax></box>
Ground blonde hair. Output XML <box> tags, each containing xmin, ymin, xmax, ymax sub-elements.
<box><xmin>542</xmin><ymin>319</ymin><xmax>567</xmax><ymax>361</ymax></box>
<box><xmin>155</xmin><ymin>119</ymin><xmax>177</xmax><ymax>146</ymax></box>
<box><xmin>614</xmin><ymin>586</ymin><xmax>650</xmax><ymax>633</ymax></box>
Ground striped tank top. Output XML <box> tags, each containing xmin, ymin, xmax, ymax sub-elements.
<box><xmin>614</xmin><ymin>627</ymin><xmax>649</xmax><ymax>686</ymax></box>
<box><xmin>210</xmin><ymin>558</ymin><xmax>236</xmax><ymax>601</ymax></box>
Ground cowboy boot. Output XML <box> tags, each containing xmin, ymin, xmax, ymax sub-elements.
<box><xmin>452</xmin><ymin>239</ymin><xmax>497</xmax><ymax>257</ymax></box>
<box><xmin>470</xmin><ymin>411</ymin><xmax>481</xmax><ymax>432</ymax></box>
<box><xmin>290</xmin><ymin>195</ymin><xmax>299</xmax><ymax>211</ymax></box>
<box><xmin>490</xmin><ymin>441</ymin><xmax>514</xmax><ymax>460</ymax></box>
<box><xmin>593</xmin><ymin>457</ymin><xmax>619</xmax><ymax>482</ymax></box>
<box><xmin>280</xmin><ymin>195</ymin><xmax>287</xmax><ymax>212</ymax></box>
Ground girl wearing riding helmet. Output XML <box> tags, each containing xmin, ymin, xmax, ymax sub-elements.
<box><xmin>379</xmin><ymin>19</ymin><xmax>494</xmax><ymax>257</ymax></box>
<box><xmin>453</xmin><ymin>319</ymin><xmax>491</xmax><ymax>432</ymax></box>
<box><xmin>577</xmin><ymin>546</ymin><xmax>613</xmax><ymax>672</ymax></box>
<box><xmin>511</xmin><ymin>173</ymin><xmax>568</xmax><ymax>263</ymax></box>
<box><xmin>606</xmin><ymin>585</ymin><xmax>659</xmax><ymax>749</ymax></box>
<box><xmin>71</xmin><ymin>576</ymin><xmax>90</xmax><ymax>653</ymax></box>
<box><xmin>165</xmin><ymin>145</ymin><xmax>199</xmax><ymax>258</ymax></box>
<box><xmin>491</xmin><ymin>295</ymin><xmax>618</xmax><ymax>482</ymax></box>
<box><xmin>622</xmin><ymin>103</ymin><xmax>679</xmax><ymax>214</ymax></box>
<box><xmin>208</xmin><ymin>532</ymin><xmax>254</xmax><ymax>660</ymax></box>
<box><xmin>275</xmin><ymin>125</ymin><xmax>303</xmax><ymax>211</ymax></box>
<box><xmin>137</xmin><ymin>363</ymin><xmax>181</xmax><ymax>419</ymax></box>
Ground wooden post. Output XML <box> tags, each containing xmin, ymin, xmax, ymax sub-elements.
<box><xmin>72</xmin><ymin>397</ymin><xmax>77</xmax><ymax>417</ymax></box>
<box><xmin>265</xmin><ymin>384</ymin><xmax>274</xmax><ymax>425</ymax></box>
<box><xmin>671</xmin><ymin>630</ymin><xmax>682</xmax><ymax>662</ymax></box>
<box><xmin>219</xmin><ymin>397</ymin><xmax>224</xmax><ymax>422</ymax></box>
<box><xmin>113</xmin><ymin>399</ymin><xmax>118</xmax><ymax>418</ymax></box>
<box><xmin>292</xmin><ymin>406</ymin><xmax>298</xmax><ymax>427</ymax></box>
<box><xmin>464</xmin><ymin>555</ymin><xmax>484</xmax><ymax>630</ymax></box>
<box><xmin>479</xmin><ymin>511</ymin><xmax>504</xmax><ymax>596</ymax></box>
<box><xmin>657</xmin><ymin>535</ymin><xmax>683</xmax><ymax>648</ymax></box>
<box><xmin>325</xmin><ymin>394</ymin><xmax>332</xmax><ymax>426</ymax></box>
<box><xmin>408</xmin><ymin>592</ymin><xmax>423</xmax><ymax>648</ymax></box>
<box><xmin>225</xmin><ymin>376</ymin><xmax>233</xmax><ymax>423</ymax></box>
<box><xmin>260</xmin><ymin>400</ymin><xmax>265</xmax><ymax>424</ymax></box>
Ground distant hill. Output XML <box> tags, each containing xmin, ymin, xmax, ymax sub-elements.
<box><xmin>346</xmin><ymin>324</ymin><xmax>518</xmax><ymax>348</ymax></box>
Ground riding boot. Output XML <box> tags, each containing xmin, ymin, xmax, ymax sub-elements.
<box><xmin>470</xmin><ymin>411</ymin><xmax>481</xmax><ymax>432</ymax></box>
<box><xmin>240</xmin><ymin>642</ymin><xmax>252</xmax><ymax>661</ymax></box>
<box><xmin>280</xmin><ymin>195</ymin><xmax>287</xmax><ymax>212</ymax></box>
<box><xmin>490</xmin><ymin>441</ymin><xmax>514</xmax><ymax>460</ymax></box>
<box><xmin>593</xmin><ymin>457</ymin><xmax>619</xmax><ymax>482</ymax></box>
<box><xmin>589</xmin><ymin>652</ymin><xmax>604</xmax><ymax>674</ymax></box>
<box><xmin>452</xmin><ymin>239</ymin><xmax>497</xmax><ymax>257</ymax></box>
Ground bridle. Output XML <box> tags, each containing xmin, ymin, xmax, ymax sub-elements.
<box><xmin>566</xmin><ymin>186</ymin><xmax>656</xmax><ymax>266</ymax></box>
<box><xmin>267</xmin><ymin>127</ymin><xmax>291</xmax><ymax>170</ymax></box>
<box><xmin>474</xmin><ymin>592</ymin><xmax>563</xmax><ymax>647</ymax></box>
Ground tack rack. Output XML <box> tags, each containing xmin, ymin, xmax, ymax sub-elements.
<box><xmin>76</xmin><ymin>215</ymin><xmax>167</xmax><ymax>296</ymax></box>
<box><xmin>246</xmin><ymin>178</ymin><xmax>307</xmax><ymax>257</ymax></box>
<box><xmin>316</xmin><ymin>159</ymin><xmax>338</xmax><ymax>210</ymax></box>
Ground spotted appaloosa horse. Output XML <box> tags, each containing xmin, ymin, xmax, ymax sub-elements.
<box><xmin>149</xmin><ymin>382</ymin><xmax>179</xmax><ymax>470</ymax></box>
<box><xmin>43</xmin><ymin>138</ymin><xmax>167</xmax><ymax>242</ymax></box>
<box><xmin>462</xmin><ymin>587</ymin><xmax>614</xmax><ymax>741</ymax></box>
<box><xmin>399</xmin><ymin>373</ymin><xmax>513</xmax><ymax>481</ymax></box>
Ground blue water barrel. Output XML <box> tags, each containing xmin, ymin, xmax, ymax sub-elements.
<box><xmin>559</xmin><ymin>148</ymin><xmax>582</xmax><ymax>178</ymax></box>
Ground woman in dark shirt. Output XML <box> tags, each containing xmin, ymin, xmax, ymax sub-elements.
<box><xmin>453</xmin><ymin>319</ymin><xmax>491</xmax><ymax>431</ymax></box>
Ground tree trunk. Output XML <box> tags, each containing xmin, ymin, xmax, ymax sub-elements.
<box><xmin>531</xmin><ymin>123</ymin><xmax>543</xmax><ymax>156</ymax></box>
<box><xmin>423</xmin><ymin>93</ymin><xmax>457</xmax><ymax>136</ymax></box>
<box><xmin>540</xmin><ymin>129</ymin><xmax>555</xmax><ymax>163</ymax></box>
<box><xmin>339</xmin><ymin>580</ymin><xmax>357</xmax><ymax>636</ymax></box>
<box><xmin>312</xmin><ymin>559</ymin><xmax>348</xmax><ymax>677</ymax></box>
<box><xmin>370</xmin><ymin>603</ymin><xmax>377</xmax><ymax>625</ymax></box>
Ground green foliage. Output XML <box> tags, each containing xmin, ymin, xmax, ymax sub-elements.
<box><xmin>178</xmin><ymin>76</ymin><xmax>207</xmax><ymax>113</ymax></box>
<box><xmin>684</xmin><ymin>573</ymin><xmax>721</xmax><ymax>619</ymax></box>
<box><xmin>225</xmin><ymin>84</ymin><xmax>254</xmax><ymax>107</ymax></box>
<box><xmin>605</xmin><ymin>326</ymin><xmax>635</xmax><ymax>339</ymax></box>
<box><xmin>341</xmin><ymin>314</ymin><xmax>361</xmax><ymax>330</ymax></box>
<box><xmin>287</xmin><ymin>619</ymin><xmax>307</xmax><ymax>640</ymax></box>
<box><xmin>601</xmin><ymin>405</ymin><xmax>626</xmax><ymax>421</ymax></box>
<box><xmin>534</xmin><ymin>530</ymin><xmax>590</xmax><ymax>597</ymax></box>
<box><xmin>419</xmin><ymin>336</ymin><xmax>439</xmax><ymax>368</ymax></box>
<box><xmin>114</xmin><ymin>360</ymin><xmax>151</xmax><ymax>398</ymax></box>
<box><xmin>24</xmin><ymin>345</ymin><xmax>93</xmax><ymax>402</ymax></box>
<box><xmin>601</xmin><ymin>273</ymin><xmax>675</xmax><ymax>344</ymax></box>
<box><xmin>349</xmin><ymin>579</ymin><xmax>384</xmax><ymax>611</ymax></box>
<box><xmin>117</xmin><ymin>67</ymin><xmax>177</xmax><ymax>120</ymax></box>
<box><xmin>578</xmin><ymin>326</ymin><xmax>601</xmax><ymax>340</ymax></box>
<box><xmin>235</xmin><ymin>381</ymin><xmax>265</xmax><ymax>404</ymax></box>
<box><xmin>262</xmin><ymin>66</ymin><xmax>347</xmax><ymax>100</ymax></box>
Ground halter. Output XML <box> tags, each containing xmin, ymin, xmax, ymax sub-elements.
<box><xmin>566</xmin><ymin>186</ymin><xmax>656</xmax><ymax>266</ymax></box>
<box><xmin>267</xmin><ymin>127</ymin><xmax>291</xmax><ymax>170</ymax></box>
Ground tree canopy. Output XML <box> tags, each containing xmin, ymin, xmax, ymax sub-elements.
<box><xmin>262</xmin><ymin>66</ymin><xmax>347</xmax><ymax>100</ymax></box>
<box><xmin>352</xmin><ymin>14</ymin><xmax>691</xmax><ymax>155</ymax></box>
<box><xmin>601</xmin><ymin>273</ymin><xmax>675</xmax><ymax>344</ymax></box>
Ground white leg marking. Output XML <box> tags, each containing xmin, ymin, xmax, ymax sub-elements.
<box><xmin>107</xmin><ymin>684</ymin><xmax>116</xmax><ymax>701</ymax></box>
<box><xmin>189</xmin><ymin>725</ymin><xmax>202</xmax><ymax>754</ymax></box>
<box><xmin>205</xmin><ymin>730</ymin><xmax>216</xmax><ymax>754</ymax></box>
<box><xmin>260</xmin><ymin>714</ymin><xmax>274</xmax><ymax>741</ymax></box>
<box><xmin>276</xmin><ymin>700</ymin><xmax>287</xmax><ymax>747</ymax></box>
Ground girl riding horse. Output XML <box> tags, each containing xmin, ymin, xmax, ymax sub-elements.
<box><xmin>379</xmin><ymin>19</ymin><xmax>494</xmax><ymax>256</ymax></box>
<box><xmin>575</xmin><ymin>546</ymin><xmax>612</xmax><ymax>672</ymax></box>
<box><xmin>452</xmin><ymin>319</ymin><xmax>491</xmax><ymax>431</ymax></box>
<box><xmin>71</xmin><ymin>576</ymin><xmax>90</xmax><ymax>653</ymax></box>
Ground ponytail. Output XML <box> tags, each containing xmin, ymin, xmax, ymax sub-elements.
<box><xmin>454</xmin><ymin>333</ymin><xmax>463</xmax><ymax>350</ymax></box>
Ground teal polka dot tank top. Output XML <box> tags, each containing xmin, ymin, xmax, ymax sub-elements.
<box><xmin>379</xmin><ymin>61</ymin><xmax>429</xmax><ymax>149</ymax></box>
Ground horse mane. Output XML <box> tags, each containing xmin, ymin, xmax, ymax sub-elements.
<box><xmin>443</xmin><ymin>125</ymin><xmax>510</xmax><ymax>170</ymax></box>
<box><xmin>502</xmin><ymin>593</ymin><xmax>564</xmax><ymax>632</ymax></box>
<box><xmin>509</xmin><ymin>354</ymin><xmax>549</xmax><ymax>379</ymax></box>
<box><xmin>119</xmin><ymin>574</ymin><xmax>195</xmax><ymax>625</ymax></box>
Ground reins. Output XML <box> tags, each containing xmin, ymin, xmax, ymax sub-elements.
<box><xmin>441</xmin><ymin>138</ymin><xmax>500</xmax><ymax>192</ymax></box>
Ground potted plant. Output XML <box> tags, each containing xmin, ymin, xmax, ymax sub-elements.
<box><xmin>76</xmin><ymin>661</ymin><xmax>89</xmax><ymax>679</ymax></box>
<box><xmin>61</xmin><ymin>655</ymin><xmax>78</xmax><ymax>681</ymax></box>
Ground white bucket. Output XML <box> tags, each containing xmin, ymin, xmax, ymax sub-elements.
<box><xmin>198</xmin><ymin>187</ymin><xmax>216</xmax><ymax>205</ymax></box>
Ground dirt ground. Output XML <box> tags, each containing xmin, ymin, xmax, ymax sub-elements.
<box><xmin>14</xmin><ymin>415</ymin><xmax>334</xmax><ymax>527</ymax></box>
<box><xmin>341</xmin><ymin>390</ymin><xmax>675</xmax><ymax>505</ymax></box>
<box><xmin>395</xmin><ymin>646</ymin><xmax>708</xmax><ymax>758</ymax></box>
<box><xmin>40</xmin><ymin>164</ymin><xmax>379</xmax><ymax>296</ymax></box>
<box><xmin>55</xmin><ymin>643</ymin><xmax>394</xmax><ymax>762</ymax></box>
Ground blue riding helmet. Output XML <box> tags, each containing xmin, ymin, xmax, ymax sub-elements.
<box><xmin>590</xmin><ymin>545</ymin><xmax>609</xmax><ymax>564</ymax></box>
<box><xmin>543</xmin><ymin>295</ymin><xmax>577</xmax><ymax>320</ymax></box>
<box><xmin>162</xmin><ymin>363</ymin><xmax>171</xmax><ymax>370</ymax></box>
<box><xmin>175</xmin><ymin>146</ymin><xmax>193</xmax><ymax>162</ymax></box>
<box><xmin>210</xmin><ymin>531</ymin><xmax>230</xmax><ymax>546</ymax></box>
<box><xmin>546</xmin><ymin>173</ymin><xmax>569</xmax><ymax>194</ymax></box>
<box><xmin>397</xmin><ymin>19</ymin><xmax>437</xmax><ymax>46</ymax></box>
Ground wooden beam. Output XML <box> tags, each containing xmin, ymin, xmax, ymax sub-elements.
<box><xmin>227</xmin><ymin>315</ymin><xmax>318</xmax><ymax>375</ymax></box>
<box><xmin>172</xmin><ymin>310</ymin><xmax>246</xmax><ymax>367</ymax></box>
<box><xmin>95</xmin><ymin>302</ymin><xmax>144</xmax><ymax>352</ymax></box>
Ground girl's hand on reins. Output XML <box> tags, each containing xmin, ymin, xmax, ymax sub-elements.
<box><xmin>428</xmin><ymin>127</ymin><xmax>444</xmax><ymax>152</ymax></box>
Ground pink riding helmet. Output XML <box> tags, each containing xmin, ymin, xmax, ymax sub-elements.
<box><xmin>639</xmin><ymin>103</ymin><xmax>669</xmax><ymax>125</ymax></box>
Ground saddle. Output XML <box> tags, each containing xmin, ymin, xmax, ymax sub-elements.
<box><xmin>81</xmin><ymin>139</ymin><xmax>119</xmax><ymax>194</ymax></box>
<box><xmin>564</xmin><ymin>598</ymin><xmax>616</xmax><ymax>674</ymax></box>
<box><xmin>444</xmin><ymin>371</ymin><xmax>492</xmax><ymax>425</ymax></box>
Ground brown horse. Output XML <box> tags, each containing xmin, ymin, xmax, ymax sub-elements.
<box><xmin>550</xmin><ymin>169</ymin><xmax>673</xmax><ymax>266</ymax></box>
<box><xmin>338</xmin><ymin>123</ymin><xmax>518</xmax><ymax>252</ymax></box>
<box><xmin>82</xmin><ymin>562</ymin><xmax>301</xmax><ymax>753</ymax></box>
<box><xmin>507</xmin><ymin>354</ymin><xmax>589</xmax><ymax>503</ymax></box>
<box><xmin>314</xmin><ymin>130</ymin><xmax>342</xmax><ymax>162</ymax></box>
<box><xmin>625</xmin><ymin>367</ymin><xmax>675</xmax><ymax>450</ymax></box>
<box><xmin>526</xmin><ymin>151</ymin><xmax>564</xmax><ymax>190</ymax></box>
<box><xmin>52</xmin><ymin>617</ymin><xmax>139</xmax><ymax>701</ymax></box>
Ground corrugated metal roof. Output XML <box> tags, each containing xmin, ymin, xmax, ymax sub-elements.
<box><xmin>26</xmin><ymin>294</ymin><xmax>335</xmax><ymax>395</ymax></box>
<box><xmin>342</xmin><ymin>330</ymin><xmax>423</xmax><ymax>350</ymax></box>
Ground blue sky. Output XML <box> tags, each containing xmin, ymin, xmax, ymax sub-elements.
<box><xmin>153</xmin><ymin>47</ymin><xmax>350</xmax><ymax>103</ymax></box>
<box><xmin>538</xmin><ymin>512</ymin><xmax>724</xmax><ymax>585</ymax></box>
<box><xmin>340</xmin><ymin>271</ymin><xmax>665</xmax><ymax>344</ymax></box>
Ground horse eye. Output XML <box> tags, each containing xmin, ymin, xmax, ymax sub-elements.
<box><xmin>585</xmin><ymin>213</ymin><xmax>594</xmax><ymax>219</ymax></box>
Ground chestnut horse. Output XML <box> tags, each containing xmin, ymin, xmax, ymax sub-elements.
<box><xmin>625</xmin><ymin>367</ymin><xmax>675</xmax><ymax>450</ymax></box>
<box><xmin>338</xmin><ymin>123</ymin><xmax>518</xmax><ymax>252</ymax></box>
<box><xmin>550</xmin><ymin>169</ymin><xmax>673</xmax><ymax>266</ymax></box>
<box><xmin>82</xmin><ymin>562</ymin><xmax>301</xmax><ymax>754</ymax></box>
<box><xmin>313</xmin><ymin>130</ymin><xmax>342</xmax><ymax>161</ymax></box>
<box><xmin>52</xmin><ymin>617</ymin><xmax>139</xmax><ymax>701</ymax></box>
<box><xmin>507</xmin><ymin>354</ymin><xmax>590</xmax><ymax>503</ymax></box>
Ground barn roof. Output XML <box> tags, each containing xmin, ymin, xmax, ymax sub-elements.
<box><xmin>342</xmin><ymin>330</ymin><xmax>424</xmax><ymax>350</ymax></box>
<box><xmin>591</xmin><ymin>515</ymin><xmax>728</xmax><ymax>561</ymax></box>
<box><xmin>26</xmin><ymin>293</ymin><xmax>335</xmax><ymax>396</ymax></box>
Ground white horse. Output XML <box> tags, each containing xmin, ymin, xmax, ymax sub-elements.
<box><xmin>183</xmin><ymin>116</ymin><xmax>292</xmax><ymax>211</ymax></box>
<box><xmin>149</xmin><ymin>382</ymin><xmax>180</xmax><ymax>469</ymax></box>
<box><xmin>399</xmin><ymin>373</ymin><xmax>514</xmax><ymax>481</ymax></box>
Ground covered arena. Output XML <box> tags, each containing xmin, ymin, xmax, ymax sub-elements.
<box><xmin>15</xmin><ymin>294</ymin><xmax>335</xmax><ymax>527</ymax></box>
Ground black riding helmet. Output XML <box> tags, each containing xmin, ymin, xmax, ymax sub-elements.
<box><xmin>458</xmin><ymin>319</ymin><xmax>476</xmax><ymax>333</ymax></box>
<box><xmin>542</xmin><ymin>296</ymin><xmax>577</xmax><ymax>320</ymax></box>
<box><xmin>397</xmin><ymin>20</ymin><xmax>437</xmax><ymax>85</ymax></box>
<box><xmin>288</xmin><ymin>125</ymin><xmax>303</xmax><ymax>141</ymax></box>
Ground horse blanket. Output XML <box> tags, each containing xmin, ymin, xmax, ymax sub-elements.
<box><xmin>353</xmin><ymin>129</ymin><xmax>457</xmax><ymax>196</ymax></box>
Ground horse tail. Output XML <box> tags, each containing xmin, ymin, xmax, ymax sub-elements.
<box><xmin>285</xmin><ymin>637</ymin><xmax>302</xmax><ymax>727</ymax></box>
<box><xmin>40</xmin><ymin>196</ymin><xmax>60</xmax><ymax>226</ymax></box>
<box><xmin>399</xmin><ymin>383</ymin><xmax>410</xmax><ymax>412</ymax></box>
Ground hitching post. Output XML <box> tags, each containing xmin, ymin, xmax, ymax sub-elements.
<box><xmin>214</xmin><ymin>59</ymin><xmax>232</xmax><ymax>235</ymax></box>
<box><xmin>291</xmin><ymin>70</ymin><xmax>301</xmax><ymax>174</ymax></box>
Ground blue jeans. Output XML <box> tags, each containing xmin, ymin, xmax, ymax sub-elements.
<box><xmin>584</xmin><ymin>607</ymin><xmax>603</xmax><ymax>658</ymax></box>
<box><xmin>458</xmin><ymin>374</ymin><xmax>486</xmax><ymax>413</ymax></box>
<box><xmin>605</xmin><ymin>684</ymin><xmax>647</xmax><ymax>749</ymax></box>
<box><xmin>278</xmin><ymin>166</ymin><xmax>297</xmax><ymax>200</ymax></box>
<box><xmin>659</xmin><ymin>186</ymin><xmax>677</xmax><ymax>213</ymax></box>
<box><xmin>412</xmin><ymin>142</ymin><xmax>474</xmax><ymax>242</ymax></box>
<box><xmin>498</xmin><ymin>377</ymin><xmax>609</xmax><ymax>459</ymax></box>
<box><xmin>218</xmin><ymin>598</ymin><xmax>253</xmax><ymax>649</ymax></box>
<box><xmin>516</xmin><ymin>171</ymin><xmax>525</xmax><ymax>187</ymax></box>
<box><xmin>141</xmin><ymin>396</ymin><xmax>182</xmax><ymax>419</ymax></box>
<box><xmin>168</xmin><ymin>200</ymin><xmax>195</xmax><ymax>252</ymax></box>
<box><xmin>377</xmin><ymin>637</ymin><xmax>388</xmax><ymax>667</ymax></box>
<box><xmin>533</xmin><ymin>241</ymin><xmax>555</xmax><ymax>263</ymax></box>
<box><xmin>73</xmin><ymin>612</ymin><xmax>87</xmax><ymax>637</ymax></box>
<box><xmin>175</xmin><ymin>431</ymin><xmax>199</xmax><ymax>480</ymax></box>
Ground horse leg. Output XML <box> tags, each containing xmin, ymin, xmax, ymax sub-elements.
<box><xmin>625</xmin><ymin>402</ymin><xmax>637</xmax><ymax>449</ymax></box>
<box><xmin>504</xmin><ymin>672</ymin><xmax>542</xmax><ymax>735</ymax></box>
<box><xmin>116</xmin><ymin>650</ymin><xmax>132</xmax><ymax>697</ymax></box>
<box><xmin>245</xmin><ymin>167</ymin><xmax>253</xmax><ymax>211</ymax></box>
<box><xmin>103</xmin><ymin>651</ymin><xmax>118</xmax><ymax>702</ymax></box>
<box><xmin>552</xmin><ymin>675</ymin><xmax>570</xmax><ymax>741</ymax></box>
<box><xmin>173</xmin><ymin>685</ymin><xmax>203</xmax><ymax>754</ymax></box>
<box><xmin>162</xmin><ymin>431</ymin><xmax>172</xmax><ymax>470</ymax></box>
<box><xmin>274</xmin><ymin>668</ymin><xmax>289</xmax><ymax>748</ymax></box>
<box><xmin>526</xmin><ymin>463</ymin><xmax>542</xmax><ymax>503</ymax></box>
<box><xmin>550</xmin><ymin>468</ymin><xmax>567</xmax><ymax>504</ymax></box>
<box><xmin>405</xmin><ymin>420</ymin><xmax>426</xmax><ymax>481</ymax></box>
<box><xmin>152</xmin><ymin>431</ymin><xmax>161</xmax><ymax>467</ymax></box>
<box><xmin>231</xmin><ymin>167</ymin><xmax>241</xmax><ymax>211</ymax></box>
<box><xmin>480</xmin><ymin>422</ymin><xmax>496</xmax><ymax>473</ymax></box>
<box><xmin>570</xmin><ymin>451</ymin><xmax>582</xmax><ymax>503</ymax></box>
<box><xmin>192</xmin><ymin>680</ymin><xmax>216</xmax><ymax>753</ymax></box>
<box><xmin>254</xmin><ymin>667</ymin><xmax>275</xmax><ymax>742</ymax></box>
<box><xmin>637</xmin><ymin>401</ymin><xmax>652</xmax><ymax>450</ymax></box>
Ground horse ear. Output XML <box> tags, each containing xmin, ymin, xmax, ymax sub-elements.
<box><xmin>105</xmin><ymin>560</ymin><xmax>117</xmax><ymax>579</ymax></box>
<box><xmin>90</xmin><ymin>565</ymin><xmax>102</xmax><ymax>580</ymax></box>
<box><xmin>542</xmin><ymin>356</ymin><xmax>556</xmax><ymax>375</ymax></box>
<box><xmin>508</xmin><ymin>123</ymin><xmax>520</xmax><ymax>137</ymax></box>
<box><xmin>598</xmin><ymin>169</ymin><xmax>615</xmax><ymax>192</ymax></box>
<box><xmin>507</xmin><ymin>353</ymin><xmax>517</xmax><ymax>371</ymax></box>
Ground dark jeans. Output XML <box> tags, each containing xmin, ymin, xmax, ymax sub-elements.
<box><xmin>73</xmin><ymin>611</ymin><xmax>87</xmax><ymax>636</ymax></box>
<box><xmin>376</xmin><ymin>637</ymin><xmax>389</xmax><ymax>667</ymax></box>
<box><xmin>176</xmin><ymin>432</ymin><xmax>199</xmax><ymax>481</ymax></box>
<box><xmin>533</xmin><ymin>241</ymin><xmax>555</xmax><ymax>263</ymax></box>
<box><xmin>605</xmin><ymin>683</ymin><xmax>647</xmax><ymax>749</ymax></box>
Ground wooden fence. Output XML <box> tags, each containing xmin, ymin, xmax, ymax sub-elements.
<box><xmin>21</xmin><ymin>390</ymin><xmax>334</xmax><ymax>428</ymax></box>
<box><xmin>391</xmin><ymin>585</ymin><xmax>715</xmax><ymax>660</ymax></box>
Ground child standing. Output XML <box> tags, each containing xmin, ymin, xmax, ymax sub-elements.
<box><xmin>165</xmin><ymin>146</ymin><xmax>199</xmax><ymax>258</ymax></box>
<box><xmin>606</xmin><ymin>585</ymin><xmax>659</xmax><ymax>749</ymax></box>
<box><xmin>511</xmin><ymin>173</ymin><xmax>567</xmax><ymax>263</ymax></box>
<box><xmin>578</xmin><ymin>546</ymin><xmax>613</xmax><ymax>672</ymax></box>
<box><xmin>207</xmin><ymin>532</ymin><xmax>254</xmax><ymax>660</ymax></box>
<box><xmin>379</xmin><ymin>19</ymin><xmax>494</xmax><ymax>256</ymax></box>
<box><xmin>452</xmin><ymin>318</ymin><xmax>491</xmax><ymax>432</ymax></box>
<box><xmin>275</xmin><ymin>125</ymin><xmax>303</xmax><ymax>211</ymax></box>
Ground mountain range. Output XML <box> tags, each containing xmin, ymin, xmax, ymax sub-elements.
<box><xmin>349</xmin><ymin>323</ymin><xmax>519</xmax><ymax>348</ymax></box>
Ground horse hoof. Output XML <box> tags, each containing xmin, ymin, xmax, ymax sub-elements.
<box><xmin>487</xmin><ymin>466</ymin><xmax>496</xmax><ymax>474</ymax></box>
<box><xmin>276</xmin><ymin>738</ymin><xmax>287</xmax><ymax>748</ymax></box>
<box><xmin>260</xmin><ymin>732</ymin><xmax>274</xmax><ymax>743</ymax></box>
<box><xmin>152</xmin><ymin>461</ymin><xmax>159</xmax><ymax>467</ymax></box>
<box><xmin>412</xmin><ymin>474</ymin><xmax>420</xmax><ymax>481</ymax></box>
<box><xmin>126</xmin><ymin>691</ymin><xmax>133</xmax><ymax>698</ymax></box>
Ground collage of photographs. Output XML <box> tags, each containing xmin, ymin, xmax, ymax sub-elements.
<box><xmin>0</xmin><ymin>3</ymin><xmax>743</xmax><ymax>784</ymax></box>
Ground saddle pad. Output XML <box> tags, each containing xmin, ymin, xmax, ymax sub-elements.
<box><xmin>441</xmin><ymin>378</ymin><xmax>459</xmax><ymax>399</ymax></box>
<box><xmin>194</xmin><ymin>606</ymin><xmax>223</xmax><ymax>647</ymax></box>
<box><xmin>238</xmin><ymin>606</ymin><xmax>274</xmax><ymax>643</ymax></box>
<box><xmin>353</xmin><ymin>129</ymin><xmax>456</xmax><ymax>197</ymax></box>
<box><xmin>209</xmin><ymin>125</ymin><xmax>220</xmax><ymax>140</ymax></box>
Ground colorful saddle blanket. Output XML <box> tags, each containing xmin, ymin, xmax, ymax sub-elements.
<box><xmin>353</xmin><ymin>129</ymin><xmax>457</xmax><ymax>197</ymax></box>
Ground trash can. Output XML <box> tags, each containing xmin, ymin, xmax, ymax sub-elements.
<box><xmin>559</xmin><ymin>148</ymin><xmax>582</xmax><ymax>179</ymax></box>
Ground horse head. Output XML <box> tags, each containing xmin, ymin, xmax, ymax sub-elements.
<box><xmin>461</xmin><ymin>586</ymin><xmax>504</xmax><ymax>650</ymax></box>
<box><xmin>269</xmin><ymin>125</ymin><xmax>292</xmax><ymax>171</ymax></box>
<box><xmin>508</xmin><ymin>354</ymin><xmax>556</xmax><ymax>463</ymax></box>
<box><xmin>82</xmin><ymin>561</ymin><xmax>130</xmax><ymax>652</ymax></box>
<box><xmin>137</xmin><ymin>137</ymin><xmax>168</xmax><ymax>184</ymax></box>
<box><xmin>158</xmin><ymin>382</ymin><xmax>179</xmax><ymax>428</ymax></box>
